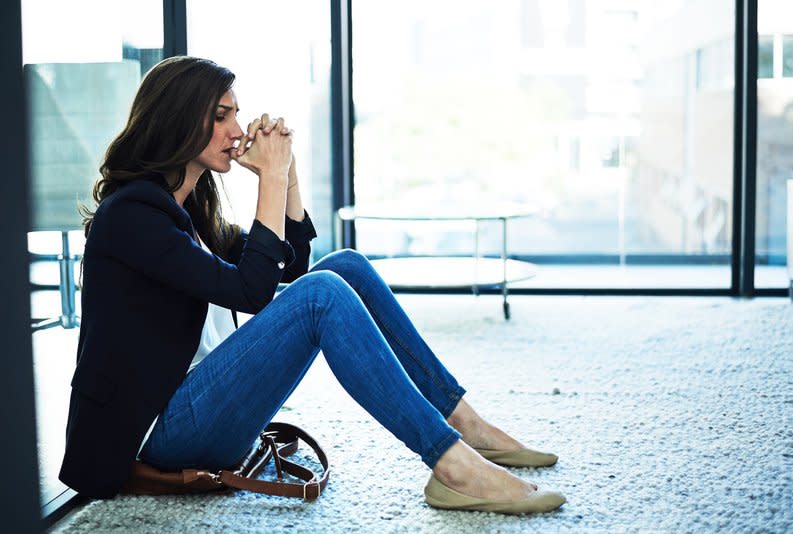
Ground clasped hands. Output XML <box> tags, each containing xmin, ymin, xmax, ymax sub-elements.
<box><xmin>231</xmin><ymin>113</ymin><xmax>297</xmax><ymax>187</ymax></box>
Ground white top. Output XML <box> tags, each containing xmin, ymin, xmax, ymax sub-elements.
<box><xmin>189</xmin><ymin>300</ymin><xmax>236</xmax><ymax>372</ymax></box>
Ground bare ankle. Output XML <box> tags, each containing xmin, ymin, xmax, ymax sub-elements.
<box><xmin>447</xmin><ymin>398</ymin><xmax>482</xmax><ymax>438</ymax></box>
<box><xmin>432</xmin><ymin>440</ymin><xmax>538</xmax><ymax>500</ymax></box>
<box><xmin>432</xmin><ymin>440</ymin><xmax>477</xmax><ymax>487</ymax></box>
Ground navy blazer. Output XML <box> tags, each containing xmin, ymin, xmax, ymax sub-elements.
<box><xmin>58</xmin><ymin>178</ymin><xmax>316</xmax><ymax>498</ymax></box>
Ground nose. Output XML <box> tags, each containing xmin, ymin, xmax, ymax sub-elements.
<box><xmin>230</xmin><ymin>117</ymin><xmax>244</xmax><ymax>140</ymax></box>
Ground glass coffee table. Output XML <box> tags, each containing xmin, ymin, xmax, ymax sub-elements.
<box><xmin>335</xmin><ymin>206</ymin><xmax>538</xmax><ymax>319</ymax></box>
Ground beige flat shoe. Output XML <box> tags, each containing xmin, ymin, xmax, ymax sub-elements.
<box><xmin>424</xmin><ymin>475</ymin><xmax>566</xmax><ymax>514</ymax></box>
<box><xmin>475</xmin><ymin>447</ymin><xmax>559</xmax><ymax>467</ymax></box>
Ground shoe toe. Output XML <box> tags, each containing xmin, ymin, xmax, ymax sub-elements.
<box><xmin>529</xmin><ymin>489</ymin><xmax>566</xmax><ymax>512</ymax></box>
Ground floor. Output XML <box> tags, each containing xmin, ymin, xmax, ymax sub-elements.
<box><xmin>45</xmin><ymin>294</ymin><xmax>793</xmax><ymax>533</ymax></box>
<box><xmin>33</xmin><ymin>264</ymin><xmax>790</xmax><ymax>510</ymax></box>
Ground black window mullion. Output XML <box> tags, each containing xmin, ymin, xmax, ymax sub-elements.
<box><xmin>741</xmin><ymin>0</ymin><xmax>758</xmax><ymax>297</ymax></box>
<box><xmin>163</xmin><ymin>0</ymin><xmax>187</xmax><ymax>58</ymax></box>
<box><xmin>733</xmin><ymin>0</ymin><xmax>758</xmax><ymax>297</ymax></box>
<box><xmin>731</xmin><ymin>0</ymin><xmax>744</xmax><ymax>295</ymax></box>
<box><xmin>330</xmin><ymin>0</ymin><xmax>355</xmax><ymax>249</ymax></box>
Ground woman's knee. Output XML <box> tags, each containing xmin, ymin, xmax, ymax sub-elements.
<box><xmin>335</xmin><ymin>248</ymin><xmax>369</xmax><ymax>264</ymax></box>
<box><xmin>293</xmin><ymin>270</ymin><xmax>354</xmax><ymax>299</ymax></box>
<box><xmin>319</xmin><ymin>248</ymin><xmax>369</xmax><ymax>268</ymax></box>
<box><xmin>312</xmin><ymin>248</ymin><xmax>372</xmax><ymax>279</ymax></box>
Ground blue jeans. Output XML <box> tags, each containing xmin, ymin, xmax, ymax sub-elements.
<box><xmin>139</xmin><ymin>249</ymin><xmax>465</xmax><ymax>470</ymax></box>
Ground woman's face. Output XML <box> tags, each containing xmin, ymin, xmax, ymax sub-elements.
<box><xmin>193</xmin><ymin>89</ymin><xmax>244</xmax><ymax>174</ymax></box>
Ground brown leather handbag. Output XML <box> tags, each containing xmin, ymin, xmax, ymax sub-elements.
<box><xmin>122</xmin><ymin>422</ymin><xmax>330</xmax><ymax>500</ymax></box>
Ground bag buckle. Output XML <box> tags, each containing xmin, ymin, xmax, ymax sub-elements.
<box><xmin>303</xmin><ymin>482</ymin><xmax>321</xmax><ymax>500</ymax></box>
<box><xmin>196</xmin><ymin>470</ymin><xmax>223</xmax><ymax>484</ymax></box>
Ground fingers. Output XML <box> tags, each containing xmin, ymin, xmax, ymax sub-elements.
<box><xmin>238</xmin><ymin>116</ymin><xmax>262</xmax><ymax>156</ymax></box>
<box><xmin>237</xmin><ymin>114</ymin><xmax>293</xmax><ymax>157</ymax></box>
<box><xmin>240</xmin><ymin>113</ymin><xmax>276</xmax><ymax>154</ymax></box>
<box><xmin>275</xmin><ymin>117</ymin><xmax>293</xmax><ymax>136</ymax></box>
<box><xmin>255</xmin><ymin>113</ymin><xmax>269</xmax><ymax>134</ymax></box>
<box><xmin>262</xmin><ymin>117</ymin><xmax>279</xmax><ymax>134</ymax></box>
<box><xmin>263</xmin><ymin>116</ymin><xmax>292</xmax><ymax>136</ymax></box>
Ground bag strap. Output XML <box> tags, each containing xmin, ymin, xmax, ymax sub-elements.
<box><xmin>219</xmin><ymin>422</ymin><xmax>330</xmax><ymax>501</ymax></box>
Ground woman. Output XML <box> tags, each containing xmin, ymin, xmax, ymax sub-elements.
<box><xmin>59</xmin><ymin>56</ymin><xmax>565</xmax><ymax>515</ymax></box>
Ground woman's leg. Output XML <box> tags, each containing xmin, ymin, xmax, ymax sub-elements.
<box><xmin>141</xmin><ymin>269</ymin><xmax>554</xmax><ymax>509</ymax></box>
<box><xmin>308</xmin><ymin>250</ymin><xmax>535</xmax><ymax>453</ymax></box>
<box><xmin>309</xmin><ymin>249</ymin><xmax>465</xmax><ymax>418</ymax></box>
<box><xmin>140</xmin><ymin>270</ymin><xmax>460</xmax><ymax>471</ymax></box>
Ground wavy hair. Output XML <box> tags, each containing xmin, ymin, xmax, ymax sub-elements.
<box><xmin>81</xmin><ymin>56</ymin><xmax>241</xmax><ymax>260</ymax></box>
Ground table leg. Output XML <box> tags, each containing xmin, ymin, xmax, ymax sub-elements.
<box><xmin>501</xmin><ymin>217</ymin><xmax>509</xmax><ymax>320</ymax></box>
<box><xmin>472</xmin><ymin>219</ymin><xmax>480</xmax><ymax>297</ymax></box>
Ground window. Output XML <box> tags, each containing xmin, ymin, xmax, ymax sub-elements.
<box><xmin>187</xmin><ymin>0</ymin><xmax>333</xmax><ymax>258</ymax></box>
<box><xmin>697</xmin><ymin>38</ymin><xmax>734</xmax><ymax>91</ymax></box>
<box><xmin>352</xmin><ymin>0</ymin><xmax>734</xmax><ymax>288</ymax></box>
<box><xmin>755</xmin><ymin>5</ymin><xmax>793</xmax><ymax>289</ymax></box>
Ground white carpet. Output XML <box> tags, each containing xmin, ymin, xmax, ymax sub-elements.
<box><xmin>50</xmin><ymin>295</ymin><xmax>793</xmax><ymax>533</ymax></box>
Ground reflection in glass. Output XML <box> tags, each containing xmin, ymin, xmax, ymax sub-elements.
<box><xmin>755</xmin><ymin>1</ymin><xmax>793</xmax><ymax>289</ymax></box>
<box><xmin>758</xmin><ymin>35</ymin><xmax>774</xmax><ymax>79</ymax></box>
<box><xmin>352</xmin><ymin>0</ymin><xmax>734</xmax><ymax>288</ymax></box>
<box><xmin>784</xmin><ymin>35</ymin><xmax>793</xmax><ymax>77</ymax></box>
<box><xmin>22</xmin><ymin>0</ymin><xmax>163</xmax><ymax>508</ymax></box>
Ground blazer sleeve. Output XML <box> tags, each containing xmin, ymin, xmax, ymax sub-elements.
<box><xmin>95</xmin><ymin>194</ymin><xmax>293</xmax><ymax>314</ymax></box>
<box><xmin>283</xmin><ymin>210</ymin><xmax>317</xmax><ymax>282</ymax></box>
<box><xmin>226</xmin><ymin>209</ymin><xmax>317</xmax><ymax>283</ymax></box>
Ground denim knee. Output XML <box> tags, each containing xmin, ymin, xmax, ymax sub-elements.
<box><xmin>312</xmin><ymin>248</ymin><xmax>373</xmax><ymax>286</ymax></box>
<box><xmin>335</xmin><ymin>248</ymin><xmax>368</xmax><ymax>265</ymax></box>
<box><xmin>292</xmin><ymin>270</ymin><xmax>358</xmax><ymax>309</ymax></box>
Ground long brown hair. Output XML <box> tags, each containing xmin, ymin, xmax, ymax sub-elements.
<box><xmin>81</xmin><ymin>56</ymin><xmax>241</xmax><ymax>260</ymax></box>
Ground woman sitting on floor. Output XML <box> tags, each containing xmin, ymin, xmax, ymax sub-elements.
<box><xmin>59</xmin><ymin>56</ymin><xmax>565</xmax><ymax>515</ymax></box>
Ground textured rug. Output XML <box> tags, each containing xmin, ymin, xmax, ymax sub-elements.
<box><xmin>50</xmin><ymin>295</ymin><xmax>793</xmax><ymax>533</ymax></box>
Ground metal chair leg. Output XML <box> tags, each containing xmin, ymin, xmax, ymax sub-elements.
<box><xmin>31</xmin><ymin>231</ymin><xmax>80</xmax><ymax>332</ymax></box>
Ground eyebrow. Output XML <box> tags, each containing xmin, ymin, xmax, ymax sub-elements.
<box><xmin>217</xmin><ymin>104</ymin><xmax>239</xmax><ymax>112</ymax></box>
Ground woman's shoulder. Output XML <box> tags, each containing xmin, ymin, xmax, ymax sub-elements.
<box><xmin>91</xmin><ymin>178</ymin><xmax>192</xmax><ymax>237</ymax></box>
<box><xmin>96</xmin><ymin>179</ymin><xmax>186</xmax><ymax>220</ymax></box>
<box><xmin>99</xmin><ymin>178</ymin><xmax>172</xmax><ymax>211</ymax></box>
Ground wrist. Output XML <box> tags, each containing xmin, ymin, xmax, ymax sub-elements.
<box><xmin>258</xmin><ymin>170</ymin><xmax>289</xmax><ymax>185</ymax></box>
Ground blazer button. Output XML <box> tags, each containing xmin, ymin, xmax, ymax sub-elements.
<box><xmin>277</xmin><ymin>261</ymin><xmax>286</xmax><ymax>269</ymax></box>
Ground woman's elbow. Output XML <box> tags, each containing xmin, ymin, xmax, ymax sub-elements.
<box><xmin>238</xmin><ymin>286</ymin><xmax>277</xmax><ymax>314</ymax></box>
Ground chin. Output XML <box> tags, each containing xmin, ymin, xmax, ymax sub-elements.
<box><xmin>211</xmin><ymin>162</ymin><xmax>232</xmax><ymax>174</ymax></box>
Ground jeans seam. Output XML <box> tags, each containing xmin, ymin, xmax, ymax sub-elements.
<box><xmin>362</xmin><ymin>290</ymin><xmax>459</xmax><ymax>404</ymax></box>
<box><xmin>191</xmin><ymin>278</ymin><xmax>321</xmax><ymax>412</ymax></box>
<box><xmin>322</xmin><ymin>252</ymin><xmax>461</xmax><ymax>407</ymax></box>
<box><xmin>437</xmin><ymin>386</ymin><xmax>466</xmax><ymax>419</ymax></box>
<box><xmin>424</xmin><ymin>427</ymin><xmax>461</xmax><ymax>468</ymax></box>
